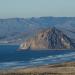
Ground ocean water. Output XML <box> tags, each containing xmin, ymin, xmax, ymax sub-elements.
<box><xmin>0</xmin><ymin>45</ymin><xmax>75</xmax><ymax>70</ymax></box>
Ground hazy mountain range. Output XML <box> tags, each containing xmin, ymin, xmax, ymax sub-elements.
<box><xmin>0</xmin><ymin>17</ymin><xmax>75</xmax><ymax>45</ymax></box>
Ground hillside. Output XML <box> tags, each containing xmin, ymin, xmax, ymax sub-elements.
<box><xmin>20</xmin><ymin>27</ymin><xmax>75</xmax><ymax>50</ymax></box>
<box><xmin>0</xmin><ymin>17</ymin><xmax>75</xmax><ymax>44</ymax></box>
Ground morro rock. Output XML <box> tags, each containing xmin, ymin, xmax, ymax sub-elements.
<box><xmin>20</xmin><ymin>27</ymin><xmax>74</xmax><ymax>50</ymax></box>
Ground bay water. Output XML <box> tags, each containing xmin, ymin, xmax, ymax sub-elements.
<box><xmin>0</xmin><ymin>45</ymin><xmax>75</xmax><ymax>70</ymax></box>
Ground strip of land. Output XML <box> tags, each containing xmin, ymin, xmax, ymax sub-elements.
<box><xmin>1</xmin><ymin>62</ymin><xmax>75</xmax><ymax>75</ymax></box>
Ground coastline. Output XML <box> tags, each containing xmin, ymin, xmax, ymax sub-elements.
<box><xmin>0</xmin><ymin>44</ymin><xmax>75</xmax><ymax>50</ymax></box>
<box><xmin>0</xmin><ymin>43</ymin><xmax>19</xmax><ymax>45</ymax></box>
<box><xmin>19</xmin><ymin>48</ymin><xmax>75</xmax><ymax>51</ymax></box>
<box><xmin>1</xmin><ymin>61</ymin><xmax>75</xmax><ymax>75</ymax></box>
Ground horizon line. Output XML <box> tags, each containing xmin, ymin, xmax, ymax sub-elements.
<box><xmin>0</xmin><ymin>16</ymin><xmax>75</xmax><ymax>19</ymax></box>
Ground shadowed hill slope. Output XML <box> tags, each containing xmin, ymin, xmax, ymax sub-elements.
<box><xmin>20</xmin><ymin>27</ymin><xmax>74</xmax><ymax>50</ymax></box>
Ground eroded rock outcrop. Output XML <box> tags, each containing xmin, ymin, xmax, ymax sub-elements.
<box><xmin>20</xmin><ymin>27</ymin><xmax>74</xmax><ymax>50</ymax></box>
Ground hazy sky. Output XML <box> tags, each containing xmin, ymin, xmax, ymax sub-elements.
<box><xmin>0</xmin><ymin>0</ymin><xmax>75</xmax><ymax>18</ymax></box>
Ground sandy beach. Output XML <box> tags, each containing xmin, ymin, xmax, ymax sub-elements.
<box><xmin>1</xmin><ymin>62</ymin><xmax>75</xmax><ymax>75</ymax></box>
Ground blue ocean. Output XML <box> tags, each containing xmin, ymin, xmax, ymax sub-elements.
<box><xmin>0</xmin><ymin>45</ymin><xmax>75</xmax><ymax>70</ymax></box>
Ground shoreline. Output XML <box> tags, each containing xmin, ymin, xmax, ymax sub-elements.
<box><xmin>19</xmin><ymin>48</ymin><xmax>75</xmax><ymax>51</ymax></box>
<box><xmin>0</xmin><ymin>44</ymin><xmax>19</xmax><ymax>45</ymax></box>
<box><xmin>0</xmin><ymin>44</ymin><xmax>75</xmax><ymax>50</ymax></box>
<box><xmin>1</xmin><ymin>61</ymin><xmax>75</xmax><ymax>75</ymax></box>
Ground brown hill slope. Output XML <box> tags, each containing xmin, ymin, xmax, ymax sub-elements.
<box><xmin>20</xmin><ymin>27</ymin><xmax>74</xmax><ymax>50</ymax></box>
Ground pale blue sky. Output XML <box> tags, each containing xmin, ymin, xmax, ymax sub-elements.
<box><xmin>0</xmin><ymin>0</ymin><xmax>75</xmax><ymax>18</ymax></box>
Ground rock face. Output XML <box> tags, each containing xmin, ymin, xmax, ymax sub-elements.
<box><xmin>20</xmin><ymin>27</ymin><xmax>74</xmax><ymax>50</ymax></box>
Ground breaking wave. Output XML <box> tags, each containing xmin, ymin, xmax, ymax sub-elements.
<box><xmin>0</xmin><ymin>52</ymin><xmax>75</xmax><ymax>70</ymax></box>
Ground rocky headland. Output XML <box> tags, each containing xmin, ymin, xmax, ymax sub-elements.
<box><xmin>20</xmin><ymin>27</ymin><xmax>74</xmax><ymax>50</ymax></box>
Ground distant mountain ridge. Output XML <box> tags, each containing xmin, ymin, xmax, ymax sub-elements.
<box><xmin>20</xmin><ymin>27</ymin><xmax>75</xmax><ymax>50</ymax></box>
<box><xmin>0</xmin><ymin>17</ymin><xmax>75</xmax><ymax>44</ymax></box>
